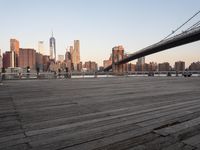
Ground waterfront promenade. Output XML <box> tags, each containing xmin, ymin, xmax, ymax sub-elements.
<box><xmin>0</xmin><ymin>77</ymin><xmax>200</xmax><ymax>150</ymax></box>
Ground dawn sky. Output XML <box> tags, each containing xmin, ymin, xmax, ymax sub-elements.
<box><xmin>0</xmin><ymin>0</ymin><xmax>200</xmax><ymax>67</ymax></box>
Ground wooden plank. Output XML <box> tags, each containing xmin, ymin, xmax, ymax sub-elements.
<box><xmin>183</xmin><ymin>133</ymin><xmax>200</xmax><ymax>147</ymax></box>
<box><xmin>155</xmin><ymin>117</ymin><xmax>200</xmax><ymax>136</ymax></box>
<box><xmin>156</xmin><ymin>142</ymin><xmax>194</xmax><ymax>150</ymax></box>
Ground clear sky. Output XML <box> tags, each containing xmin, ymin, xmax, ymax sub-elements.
<box><xmin>0</xmin><ymin>0</ymin><xmax>200</xmax><ymax>67</ymax></box>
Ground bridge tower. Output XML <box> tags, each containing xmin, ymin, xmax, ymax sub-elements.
<box><xmin>112</xmin><ymin>46</ymin><xmax>124</xmax><ymax>75</ymax></box>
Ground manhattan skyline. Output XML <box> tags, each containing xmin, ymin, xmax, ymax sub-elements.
<box><xmin>0</xmin><ymin>0</ymin><xmax>200</xmax><ymax>67</ymax></box>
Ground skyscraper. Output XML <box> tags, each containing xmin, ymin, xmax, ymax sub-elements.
<box><xmin>49</xmin><ymin>33</ymin><xmax>56</xmax><ymax>60</ymax></box>
<box><xmin>71</xmin><ymin>40</ymin><xmax>80</xmax><ymax>71</ymax></box>
<box><xmin>10</xmin><ymin>39</ymin><xmax>19</xmax><ymax>55</ymax></box>
<box><xmin>38</xmin><ymin>41</ymin><xmax>45</xmax><ymax>55</ymax></box>
<box><xmin>10</xmin><ymin>39</ymin><xmax>19</xmax><ymax>67</ymax></box>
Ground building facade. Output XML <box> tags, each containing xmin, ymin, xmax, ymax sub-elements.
<box><xmin>19</xmin><ymin>48</ymin><xmax>36</xmax><ymax>70</ymax></box>
<box><xmin>149</xmin><ymin>62</ymin><xmax>158</xmax><ymax>72</ymax></box>
<box><xmin>43</xmin><ymin>55</ymin><xmax>50</xmax><ymax>72</ymax></box>
<box><xmin>127</xmin><ymin>63</ymin><xmax>136</xmax><ymax>72</ymax></box>
<box><xmin>83</xmin><ymin>61</ymin><xmax>98</xmax><ymax>72</ymax></box>
<box><xmin>3</xmin><ymin>51</ymin><xmax>15</xmax><ymax>68</ymax></box>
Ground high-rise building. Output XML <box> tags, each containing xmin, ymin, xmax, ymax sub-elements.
<box><xmin>38</xmin><ymin>41</ymin><xmax>45</xmax><ymax>55</ymax></box>
<box><xmin>49</xmin><ymin>33</ymin><xmax>56</xmax><ymax>60</ymax></box>
<box><xmin>71</xmin><ymin>40</ymin><xmax>80</xmax><ymax>71</ymax></box>
<box><xmin>19</xmin><ymin>48</ymin><xmax>36</xmax><ymax>70</ymax></box>
<box><xmin>10</xmin><ymin>39</ymin><xmax>19</xmax><ymax>55</ymax></box>
<box><xmin>3</xmin><ymin>51</ymin><xmax>15</xmax><ymax>68</ymax></box>
<box><xmin>10</xmin><ymin>39</ymin><xmax>19</xmax><ymax>67</ymax></box>
<box><xmin>174</xmin><ymin>61</ymin><xmax>185</xmax><ymax>72</ymax></box>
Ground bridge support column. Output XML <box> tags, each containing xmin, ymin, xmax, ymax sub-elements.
<box><xmin>112</xmin><ymin>46</ymin><xmax>124</xmax><ymax>75</ymax></box>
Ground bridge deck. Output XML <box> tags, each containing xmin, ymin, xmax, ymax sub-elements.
<box><xmin>0</xmin><ymin>77</ymin><xmax>200</xmax><ymax>150</ymax></box>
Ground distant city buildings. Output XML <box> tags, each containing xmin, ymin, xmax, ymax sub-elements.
<box><xmin>83</xmin><ymin>61</ymin><xmax>98</xmax><ymax>72</ymax></box>
<box><xmin>189</xmin><ymin>61</ymin><xmax>200</xmax><ymax>71</ymax></box>
<box><xmin>1</xmin><ymin>37</ymin><xmax>200</xmax><ymax>74</ymax></box>
<box><xmin>49</xmin><ymin>33</ymin><xmax>56</xmax><ymax>60</ymax></box>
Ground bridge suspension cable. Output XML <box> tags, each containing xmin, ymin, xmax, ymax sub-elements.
<box><xmin>186</xmin><ymin>20</ymin><xmax>200</xmax><ymax>31</ymax></box>
<box><xmin>162</xmin><ymin>10</ymin><xmax>200</xmax><ymax>40</ymax></box>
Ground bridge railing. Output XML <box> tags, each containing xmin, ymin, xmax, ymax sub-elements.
<box><xmin>0</xmin><ymin>71</ymin><xmax>199</xmax><ymax>81</ymax></box>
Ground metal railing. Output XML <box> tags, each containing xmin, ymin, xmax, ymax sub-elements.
<box><xmin>0</xmin><ymin>71</ymin><xmax>199</xmax><ymax>81</ymax></box>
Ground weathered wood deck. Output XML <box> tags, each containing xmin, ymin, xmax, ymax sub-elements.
<box><xmin>0</xmin><ymin>77</ymin><xmax>200</xmax><ymax>150</ymax></box>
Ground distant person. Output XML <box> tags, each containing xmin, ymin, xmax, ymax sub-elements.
<box><xmin>27</xmin><ymin>66</ymin><xmax>30</xmax><ymax>78</ymax></box>
<box><xmin>36</xmin><ymin>67</ymin><xmax>40</xmax><ymax>78</ymax></box>
<box><xmin>2</xmin><ymin>68</ymin><xmax>6</xmax><ymax>80</ymax></box>
<box><xmin>65</xmin><ymin>67</ymin><xmax>68</xmax><ymax>79</ymax></box>
<box><xmin>58</xmin><ymin>69</ymin><xmax>61</xmax><ymax>78</ymax></box>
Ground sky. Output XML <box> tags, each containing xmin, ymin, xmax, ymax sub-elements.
<box><xmin>0</xmin><ymin>0</ymin><xmax>200</xmax><ymax>67</ymax></box>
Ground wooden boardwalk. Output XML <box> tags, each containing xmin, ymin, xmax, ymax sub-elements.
<box><xmin>0</xmin><ymin>77</ymin><xmax>200</xmax><ymax>150</ymax></box>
